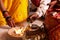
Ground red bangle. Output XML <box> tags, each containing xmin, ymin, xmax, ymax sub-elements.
<box><xmin>2</xmin><ymin>11</ymin><xmax>10</xmax><ymax>18</ymax></box>
<box><xmin>6</xmin><ymin>16</ymin><xmax>11</xmax><ymax>20</ymax></box>
<box><xmin>2</xmin><ymin>11</ymin><xmax>8</xmax><ymax>15</ymax></box>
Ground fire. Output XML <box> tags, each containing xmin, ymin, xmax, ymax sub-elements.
<box><xmin>14</xmin><ymin>28</ymin><xmax>24</xmax><ymax>36</ymax></box>
<box><xmin>13</xmin><ymin>27</ymin><xmax>28</xmax><ymax>36</ymax></box>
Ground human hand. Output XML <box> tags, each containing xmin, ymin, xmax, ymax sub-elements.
<box><xmin>30</xmin><ymin>12</ymin><xmax>39</xmax><ymax>20</ymax></box>
<box><xmin>6</xmin><ymin>17</ymin><xmax>15</xmax><ymax>27</ymax></box>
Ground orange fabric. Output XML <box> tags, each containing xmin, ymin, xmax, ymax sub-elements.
<box><xmin>0</xmin><ymin>0</ymin><xmax>28</xmax><ymax>26</ymax></box>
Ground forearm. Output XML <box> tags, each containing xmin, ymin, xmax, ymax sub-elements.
<box><xmin>0</xmin><ymin>0</ymin><xmax>15</xmax><ymax>27</ymax></box>
<box><xmin>0</xmin><ymin>0</ymin><xmax>10</xmax><ymax>18</ymax></box>
<box><xmin>0</xmin><ymin>0</ymin><xmax>6</xmax><ymax>11</ymax></box>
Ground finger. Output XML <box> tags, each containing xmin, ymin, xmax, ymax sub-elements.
<box><xmin>7</xmin><ymin>21</ymin><xmax>12</xmax><ymax>27</ymax></box>
<box><xmin>37</xmin><ymin>15</ymin><xmax>39</xmax><ymax>18</ymax></box>
<box><xmin>30</xmin><ymin>15</ymin><xmax>33</xmax><ymax>19</ymax></box>
<box><xmin>9</xmin><ymin>20</ymin><xmax>14</xmax><ymax>27</ymax></box>
<box><xmin>9</xmin><ymin>18</ymin><xmax>15</xmax><ymax>27</ymax></box>
<box><xmin>12</xmin><ymin>20</ymin><xmax>16</xmax><ymax>27</ymax></box>
<box><xmin>11</xmin><ymin>20</ymin><xmax>15</xmax><ymax>27</ymax></box>
<box><xmin>8</xmin><ymin>20</ymin><xmax>13</xmax><ymax>27</ymax></box>
<box><xmin>30</xmin><ymin>15</ymin><xmax>35</xmax><ymax>19</ymax></box>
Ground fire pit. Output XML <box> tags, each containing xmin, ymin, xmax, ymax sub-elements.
<box><xmin>8</xmin><ymin>27</ymin><xmax>24</xmax><ymax>37</ymax></box>
<box><xmin>8</xmin><ymin>27</ymin><xmax>27</xmax><ymax>40</ymax></box>
<box><xmin>7</xmin><ymin>20</ymin><xmax>47</xmax><ymax>40</ymax></box>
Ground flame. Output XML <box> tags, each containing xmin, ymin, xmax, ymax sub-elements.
<box><xmin>14</xmin><ymin>28</ymin><xmax>25</xmax><ymax>36</ymax></box>
<box><xmin>13</xmin><ymin>27</ymin><xmax>28</xmax><ymax>36</ymax></box>
<box><xmin>12</xmin><ymin>24</ymin><xmax>30</xmax><ymax>37</ymax></box>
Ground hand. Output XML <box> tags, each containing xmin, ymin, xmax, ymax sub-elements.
<box><xmin>6</xmin><ymin>17</ymin><xmax>15</xmax><ymax>27</ymax></box>
<box><xmin>0</xmin><ymin>0</ymin><xmax>15</xmax><ymax>27</ymax></box>
<box><xmin>2</xmin><ymin>11</ymin><xmax>15</xmax><ymax>27</ymax></box>
<box><xmin>30</xmin><ymin>12</ymin><xmax>39</xmax><ymax>20</ymax></box>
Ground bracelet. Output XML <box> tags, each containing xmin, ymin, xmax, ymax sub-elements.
<box><xmin>6</xmin><ymin>16</ymin><xmax>11</xmax><ymax>20</ymax></box>
<box><xmin>2</xmin><ymin>11</ymin><xmax>8</xmax><ymax>15</ymax></box>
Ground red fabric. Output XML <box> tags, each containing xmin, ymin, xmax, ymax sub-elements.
<box><xmin>48</xmin><ymin>25</ymin><xmax>60</xmax><ymax>40</ymax></box>
<box><xmin>45</xmin><ymin>12</ymin><xmax>58</xmax><ymax>31</ymax></box>
<box><xmin>31</xmin><ymin>0</ymin><xmax>40</xmax><ymax>7</ymax></box>
<box><xmin>44</xmin><ymin>11</ymin><xmax>60</xmax><ymax>40</ymax></box>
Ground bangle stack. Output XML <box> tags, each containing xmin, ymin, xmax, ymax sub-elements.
<box><xmin>6</xmin><ymin>16</ymin><xmax>11</xmax><ymax>20</ymax></box>
<box><xmin>2</xmin><ymin>11</ymin><xmax>11</xmax><ymax>20</ymax></box>
<box><xmin>2</xmin><ymin>11</ymin><xmax>8</xmax><ymax>15</ymax></box>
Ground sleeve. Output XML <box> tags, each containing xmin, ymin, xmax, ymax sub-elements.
<box><xmin>35</xmin><ymin>0</ymin><xmax>51</xmax><ymax>17</ymax></box>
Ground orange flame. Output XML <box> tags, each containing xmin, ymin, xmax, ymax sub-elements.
<box><xmin>13</xmin><ymin>26</ymin><xmax>28</xmax><ymax>36</ymax></box>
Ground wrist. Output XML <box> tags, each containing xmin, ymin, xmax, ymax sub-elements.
<box><xmin>2</xmin><ymin>11</ymin><xmax>10</xmax><ymax>18</ymax></box>
<box><xmin>36</xmin><ymin>12</ymin><xmax>42</xmax><ymax>17</ymax></box>
<box><xmin>6</xmin><ymin>16</ymin><xmax>11</xmax><ymax>20</ymax></box>
<box><xmin>2</xmin><ymin>11</ymin><xmax>8</xmax><ymax>14</ymax></box>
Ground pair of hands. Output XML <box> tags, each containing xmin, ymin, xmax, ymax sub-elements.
<box><xmin>7</xmin><ymin>12</ymin><xmax>60</xmax><ymax>27</ymax></box>
<box><xmin>6</xmin><ymin>12</ymin><xmax>39</xmax><ymax>27</ymax></box>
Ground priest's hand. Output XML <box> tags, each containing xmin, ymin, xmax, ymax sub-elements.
<box><xmin>3</xmin><ymin>11</ymin><xmax>15</xmax><ymax>27</ymax></box>
<box><xmin>30</xmin><ymin>12</ymin><xmax>39</xmax><ymax>20</ymax></box>
<box><xmin>6</xmin><ymin>17</ymin><xmax>15</xmax><ymax>27</ymax></box>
